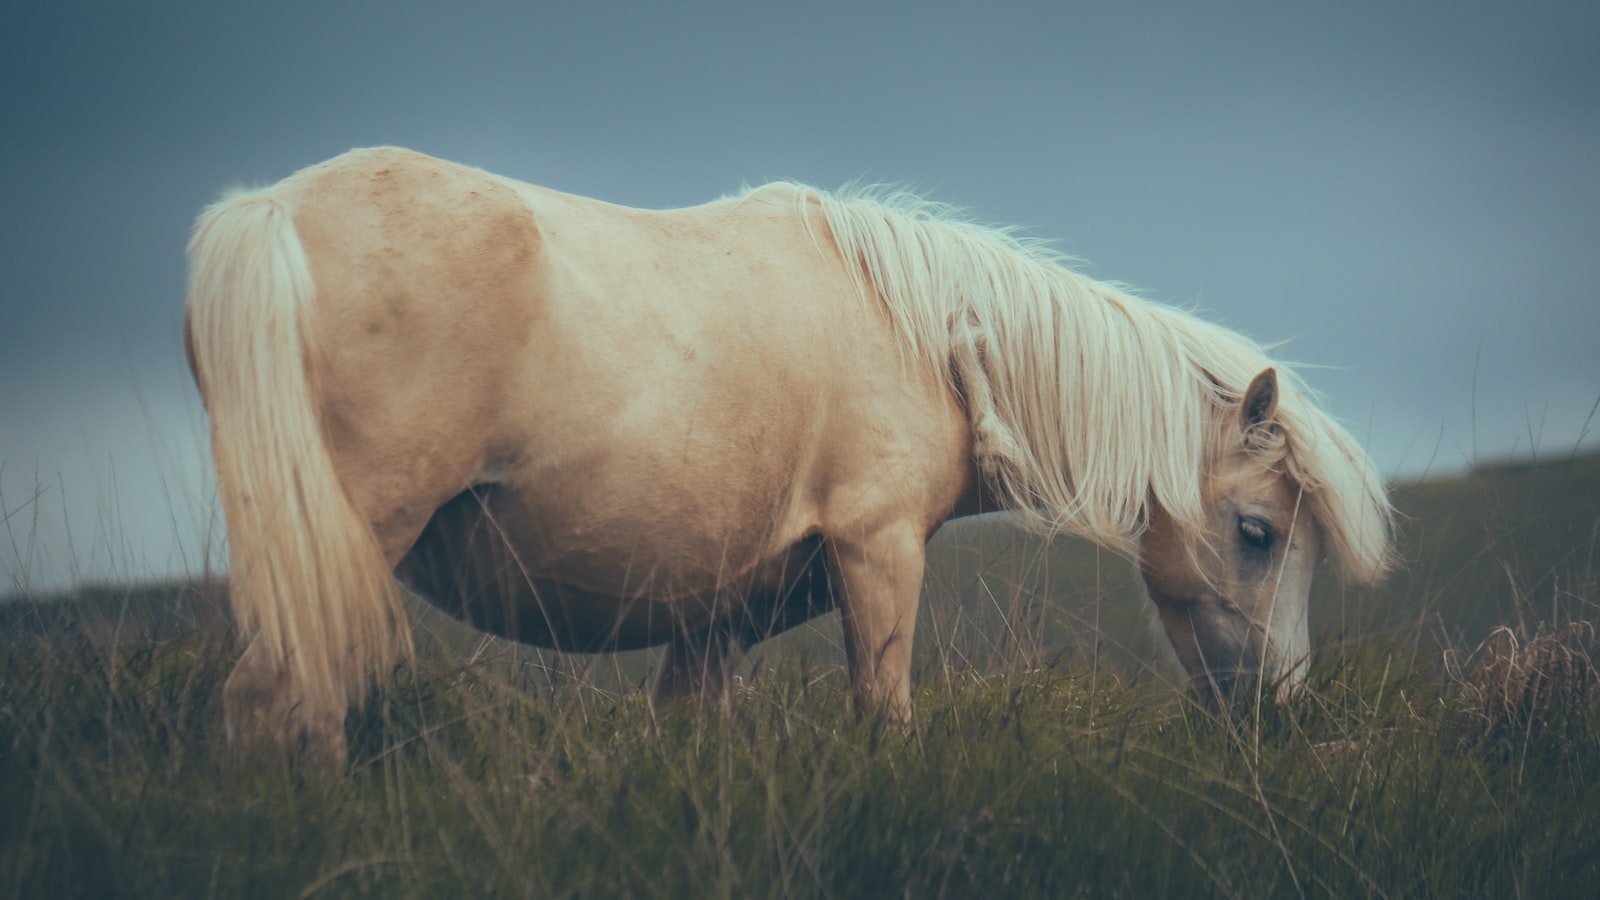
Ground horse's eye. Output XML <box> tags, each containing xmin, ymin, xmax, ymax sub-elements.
<box><xmin>1238</xmin><ymin>516</ymin><xmax>1273</xmax><ymax>551</ymax></box>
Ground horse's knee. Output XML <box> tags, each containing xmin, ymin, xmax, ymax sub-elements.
<box><xmin>852</xmin><ymin>673</ymin><xmax>914</xmax><ymax>724</ymax></box>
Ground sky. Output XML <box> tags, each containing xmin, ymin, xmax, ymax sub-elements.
<box><xmin>1</xmin><ymin>0</ymin><xmax>1597</xmax><ymax>594</ymax></box>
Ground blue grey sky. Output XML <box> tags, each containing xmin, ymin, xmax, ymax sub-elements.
<box><xmin>2</xmin><ymin>0</ymin><xmax>1597</xmax><ymax>592</ymax></box>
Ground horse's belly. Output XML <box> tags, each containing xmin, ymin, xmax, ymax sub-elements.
<box><xmin>396</xmin><ymin>483</ymin><xmax>817</xmax><ymax>651</ymax></box>
<box><xmin>488</xmin><ymin>356</ymin><xmax>821</xmax><ymax>600</ymax></box>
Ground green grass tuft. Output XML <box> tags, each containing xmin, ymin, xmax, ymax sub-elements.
<box><xmin>4</xmin><ymin>608</ymin><xmax>1599</xmax><ymax>897</ymax></box>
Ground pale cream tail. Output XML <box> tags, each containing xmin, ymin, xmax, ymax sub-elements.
<box><xmin>186</xmin><ymin>187</ymin><xmax>411</xmax><ymax>745</ymax></box>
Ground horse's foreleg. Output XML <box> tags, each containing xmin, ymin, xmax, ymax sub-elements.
<box><xmin>828</xmin><ymin>524</ymin><xmax>927</xmax><ymax>722</ymax></box>
<box><xmin>651</xmin><ymin>543</ymin><xmax>836</xmax><ymax>721</ymax></box>
<box><xmin>650</xmin><ymin>623</ymin><xmax>747</xmax><ymax>721</ymax></box>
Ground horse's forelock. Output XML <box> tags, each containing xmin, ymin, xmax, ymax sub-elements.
<box><xmin>1223</xmin><ymin>371</ymin><xmax>1394</xmax><ymax>584</ymax></box>
<box><xmin>1276</xmin><ymin>403</ymin><xmax>1396</xmax><ymax>584</ymax></box>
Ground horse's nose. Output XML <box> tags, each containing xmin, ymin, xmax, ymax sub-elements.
<box><xmin>1189</xmin><ymin>642</ymin><xmax>1264</xmax><ymax>704</ymax></box>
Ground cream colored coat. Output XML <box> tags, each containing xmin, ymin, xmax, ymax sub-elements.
<box><xmin>186</xmin><ymin>147</ymin><xmax>1392</xmax><ymax>767</ymax></box>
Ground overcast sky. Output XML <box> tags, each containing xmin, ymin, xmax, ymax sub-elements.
<box><xmin>2</xmin><ymin>0</ymin><xmax>1596</xmax><ymax>593</ymax></box>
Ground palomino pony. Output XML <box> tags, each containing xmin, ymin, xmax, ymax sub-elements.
<box><xmin>185</xmin><ymin>147</ymin><xmax>1393</xmax><ymax>767</ymax></box>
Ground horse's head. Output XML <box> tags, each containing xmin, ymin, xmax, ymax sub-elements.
<box><xmin>1137</xmin><ymin>367</ymin><xmax>1327</xmax><ymax>704</ymax></box>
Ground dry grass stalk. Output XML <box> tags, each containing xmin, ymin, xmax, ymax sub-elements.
<box><xmin>1446</xmin><ymin>620</ymin><xmax>1598</xmax><ymax>737</ymax></box>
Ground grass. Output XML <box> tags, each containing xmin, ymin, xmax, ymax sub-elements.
<box><xmin>2</xmin><ymin>453</ymin><xmax>1598</xmax><ymax>898</ymax></box>
<box><xmin>5</xmin><ymin>622</ymin><xmax>1597</xmax><ymax>898</ymax></box>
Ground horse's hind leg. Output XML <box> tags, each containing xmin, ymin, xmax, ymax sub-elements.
<box><xmin>221</xmin><ymin>489</ymin><xmax>450</xmax><ymax>771</ymax></box>
<box><xmin>224</xmin><ymin>637</ymin><xmax>350</xmax><ymax>770</ymax></box>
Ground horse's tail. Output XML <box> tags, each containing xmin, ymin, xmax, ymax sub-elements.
<box><xmin>185</xmin><ymin>187</ymin><xmax>411</xmax><ymax>718</ymax></box>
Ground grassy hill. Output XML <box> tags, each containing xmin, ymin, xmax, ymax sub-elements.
<box><xmin>12</xmin><ymin>451</ymin><xmax>1595</xmax><ymax>686</ymax></box>
<box><xmin>3</xmin><ymin>454</ymin><xmax>1597</xmax><ymax>897</ymax></box>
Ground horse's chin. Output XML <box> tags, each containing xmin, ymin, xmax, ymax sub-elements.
<box><xmin>1188</xmin><ymin>669</ymin><xmax>1255</xmax><ymax>704</ymax></box>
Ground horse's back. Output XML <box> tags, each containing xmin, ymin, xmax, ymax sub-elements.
<box><xmin>269</xmin><ymin>148</ymin><xmax>972</xmax><ymax>632</ymax></box>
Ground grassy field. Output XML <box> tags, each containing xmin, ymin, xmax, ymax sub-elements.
<box><xmin>2</xmin><ymin>454</ymin><xmax>1598</xmax><ymax>897</ymax></box>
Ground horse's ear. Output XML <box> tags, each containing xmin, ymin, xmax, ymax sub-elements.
<box><xmin>1240</xmin><ymin>368</ymin><xmax>1278</xmax><ymax>430</ymax></box>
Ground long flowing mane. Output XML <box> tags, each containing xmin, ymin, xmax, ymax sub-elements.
<box><xmin>762</xmin><ymin>183</ymin><xmax>1392</xmax><ymax>582</ymax></box>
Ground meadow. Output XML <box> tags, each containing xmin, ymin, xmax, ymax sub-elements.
<box><xmin>2</xmin><ymin>453</ymin><xmax>1597</xmax><ymax>898</ymax></box>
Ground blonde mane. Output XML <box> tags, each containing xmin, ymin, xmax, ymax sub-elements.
<box><xmin>767</xmin><ymin>183</ymin><xmax>1392</xmax><ymax>582</ymax></box>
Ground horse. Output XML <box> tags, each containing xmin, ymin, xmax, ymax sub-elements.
<box><xmin>184</xmin><ymin>146</ymin><xmax>1394</xmax><ymax>767</ymax></box>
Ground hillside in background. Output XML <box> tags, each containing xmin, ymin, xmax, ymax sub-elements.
<box><xmin>6</xmin><ymin>451</ymin><xmax>1596</xmax><ymax>689</ymax></box>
